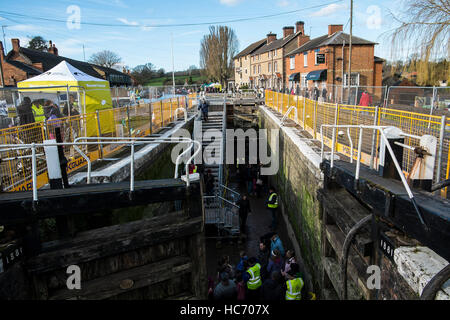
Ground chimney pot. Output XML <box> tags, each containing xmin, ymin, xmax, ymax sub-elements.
<box><xmin>11</xmin><ymin>38</ymin><xmax>20</xmax><ymax>52</ymax></box>
<box><xmin>283</xmin><ymin>26</ymin><xmax>295</xmax><ymax>38</ymax></box>
<box><xmin>266</xmin><ymin>33</ymin><xmax>277</xmax><ymax>44</ymax></box>
<box><xmin>328</xmin><ymin>24</ymin><xmax>343</xmax><ymax>36</ymax></box>
<box><xmin>296</xmin><ymin>21</ymin><xmax>305</xmax><ymax>34</ymax></box>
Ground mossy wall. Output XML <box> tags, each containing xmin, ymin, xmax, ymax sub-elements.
<box><xmin>259</xmin><ymin>109</ymin><xmax>324</xmax><ymax>294</ymax></box>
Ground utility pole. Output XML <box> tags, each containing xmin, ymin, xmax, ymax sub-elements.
<box><xmin>171</xmin><ymin>32</ymin><xmax>175</xmax><ymax>96</ymax></box>
<box><xmin>347</xmin><ymin>0</ymin><xmax>353</xmax><ymax>103</ymax></box>
<box><xmin>1</xmin><ymin>26</ymin><xmax>7</xmax><ymax>52</ymax></box>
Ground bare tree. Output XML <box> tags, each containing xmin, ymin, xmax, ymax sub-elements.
<box><xmin>386</xmin><ymin>0</ymin><xmax>450</xmax><ymax>84</ymax></box>
<box><xmin>200</xmin><ymin>26</ymin><xmax>238</xmax><ymax>86</ymax></box>
<box><xmin>89</xmin><ymin>50</ymin><xmax>122</xmax><ymax>68</ymax></box>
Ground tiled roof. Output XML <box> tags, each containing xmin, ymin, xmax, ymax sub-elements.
<box><xmin>234</xmin><ymin>38</ymin><xmax>266</xmax><ymax>59</ymax></box>
<box><xmin>251</xmin><ymin>32</ymin><xmax>299</xmax><ymax>56</ymax></box>
<box><xmin>6</xmin><ymin>60</ymin><xmax>41</xmax><ymax>75</ymax></box>
<box><xmin>6</xmin><ymin>47</ymin><xmax>131</xmax><ymax>85</ymax></box>
<box><xmin>286</xmin><ymin>31</ymin><xmax>377</xmax><ymax>56</ymax></box>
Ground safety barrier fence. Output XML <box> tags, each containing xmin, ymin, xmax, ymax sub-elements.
<box><xmin>265</xmin><ymin>90</ymin><xmax>450</xmax><ymax>197</ymax></box>
<box><xmin>0</xmin><ymin>93</ymin><xmax>198</xmax><ymax>192</ymax></box>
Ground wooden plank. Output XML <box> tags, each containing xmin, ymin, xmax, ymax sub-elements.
<box><xmin>49</xmin><ymin>256</ymin><xmax>192</xmax><ymax>300</ymax></box>
<box><xmin>27</xmin><ymin>216</ymin><xmax>202</xmax><ymax>274</ymax></box>
<box><xmin>325</xmin><ymin>224</ymin><xmax>371</xmax><ymax>300</ymax></box>
<box><xmin>0</xmin><ymin>180</ymin><xmax>200</xmax><ymax>225</ymax></box>
<box><xmin>321</xmin><ymin>189</ymin><xmax>373</xmax><ymax>257</ymax></box>
<box><xmin>322</xmin><ymin>257</ymin><xmax>363</xmax><ymax>300</ymax></box>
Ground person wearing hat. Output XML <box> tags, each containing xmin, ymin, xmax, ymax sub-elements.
<box><xmin>285</xmin><ymin>263</ymin><xmax>304</xmax><ymax>300</ymax></box>
<box><xmin>213</xmin><ymin>271</ymin><xmax>237</xmax><ymax>301</ymax></box>
<box><xmin>267</xmin><ymin>249</ymin><xmax>284</xmax><ymax>275</ymax></box>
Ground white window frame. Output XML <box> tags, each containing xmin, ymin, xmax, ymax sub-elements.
<box><xmin>344</xmin><ymin>73</ymin><xmax>360</xmax><ymax>86</ymax></box>
<box><xmin>274</xmin><ymin>61</ymin><xmax>278</xmax><ymax>72</ymax></box>
<box><xmin>304</xmin><ymin>53</ymin><xmax>308</xmax><ymax>67</ymax></box>
<box><xmin>268</xmin><ymin>62</ymin><xmax>272</xmax><ymax>73</ymax></box>
<box><xmin>301</xmin><ymin>74</ymin><xmax>307</xmax><ymax>88</ymax></box>
<box><xmin>290</xmin><ymin>56</ymin><xmax>295</xmax><ymax>70</ymax></box>
<box><xmin>258</xmin><ymin>65</ymin><xmax>261</xmax><ymax>74</ymax></box>
<box><xmin>274</xmin><ymin>50</ymin><xmax>277</xmax><ymax>57</ymax></box>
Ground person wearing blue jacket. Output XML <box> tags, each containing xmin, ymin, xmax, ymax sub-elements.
<box><xmin>270</xmin><ymin>233</ymin><xmax>285</xmax><ymax>257</ymax></box>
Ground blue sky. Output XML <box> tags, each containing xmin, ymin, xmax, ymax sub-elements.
<box><xmin>0</xmin><ymin>0</ymin><xmax>404</xmax><ymax>72</ymax></box>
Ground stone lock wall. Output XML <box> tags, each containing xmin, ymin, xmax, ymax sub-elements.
<box><xmin>259</xmin><ymin>106</ymin><xmax>324</xmax><ymax>295</ymax></box>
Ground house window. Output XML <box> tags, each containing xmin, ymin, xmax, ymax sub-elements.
<box><xmin>301</xmin><ymin>74</ymin><xmax>307</xmax><ymax>87</ymax></box>
<box><xmin>344</xmin><ymin>73</ymin><xmax>360</xmax><ymax>86</ymax></box>
<box><xmin>274</xmin><ymin>50</ymin><xmax>277</xmax><ymax>57</ymax></box>
<box><xmin>274</xmin><ymin>61</ymin><xmax>278</xmax><ymax>72</ymax></box>
<box><xmin>268</xmin><ymin>63</ymin><xmax>272</xmax><ymax>73</ymax></box>
<box><xmin>268</xmin><ymin>51</ymin><xmax>271</xmax><ymax>59</ymax></box>
<box><xmin>253</xmin><ymin>65</ymin><xmax>256</xmax><ymax>74</ymax></box>
<box><xmin>304</xmin><ymin>53</ymin><xmax>308</xmax><ymax>67</ymax></box>
<box><xmin>290</xmin><ymin>56</ymin><xmax>295</xmax><ymax>70</ymax></box>
<box><xmin>315</xmin><ymin>52</ymin><xmax>325</xmax><ymax>65</ymax></box>
<box><xmin>245</xmin><ymin>69</ymin><xmax>247</xmax><ymax>74</ymax></box>
<box><xmin>258</xmin><ymin>65</ymin><xmax>261</xmax><ymax>74</ymax></box>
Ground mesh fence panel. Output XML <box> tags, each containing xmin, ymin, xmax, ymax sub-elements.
<box><xmin>263</xmin><ymin>90</ymin><xmax>449</xmax><ymax>197</ymax></box>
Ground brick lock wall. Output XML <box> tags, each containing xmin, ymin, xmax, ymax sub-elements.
<box><xmin>260</xmin><ymin>108</ymin><xmax>324</xmax><ymax>295</ymax></box>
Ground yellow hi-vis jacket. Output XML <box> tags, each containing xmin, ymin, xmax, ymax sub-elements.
<box><xmin>32</xmin><ymin>104</ymin><xmax>45</xmax><ymax>122</ymax></box>
<box><xmin>246</xmin><ymin>263</ymin><xmax>262</xmax><ymax>290</ymax></box>
<box><xmin>285</xmin><ymin>277</ymin><xmax>304</xmax><ymax>300</ymax></box>
<box><xmin>267</xmin><ymin>192</ymin><xmax>278</xmax><ymax>209</ymax></box>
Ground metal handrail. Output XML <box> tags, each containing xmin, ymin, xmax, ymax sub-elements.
<box><xmin>281</xmin><ymin>106</ymin><xmax>298</xmax><ymax>126</ymax></box>
<box><xmin>219</xmin><ymin>184</ymin><xmax>240</xmax><ymax>197</ymax></box>
<box><xmin>320</xmin><ymin>124</ymin><xmax>427</xmax><ymax>228</ymax></box>
<box><xmin>1</xmin><ymin>136</ymin><xmax>201</xmax><ymax>202</ymax></box>
<box><xmin>217</xmin><ymin>195</ymin><xmax>240</xmax><ymax>209</ymax></box>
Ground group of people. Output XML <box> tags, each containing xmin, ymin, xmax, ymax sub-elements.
<box><xmin>16</xmin><ymin>95</ymin><xmax>80</xmax><ymax>126</ymax></box>
<box><xmin>209</xmin><ymin>233</ymin><xmax>304</xmax><ymax>301</ymax></box>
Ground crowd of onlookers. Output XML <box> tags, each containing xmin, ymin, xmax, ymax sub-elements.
<box><xmin>16</xmin><ymin>95</ymin><xmax>80</xmax><ymax>127</ymax></box>
<box><xmin>208</xmin><ymin>232</ymin><xmax>305</xmax><ymax>301</ymax></box>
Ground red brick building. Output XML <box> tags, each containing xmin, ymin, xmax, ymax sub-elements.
<box><xmin>284</xmin><ymin>24</ymin><xmax>384</xmax><ymax>103</ymax></box>
<box><xmin>0</xmin><ymin>38</ymin><xmax>131</xmax><ymax>87</ymax></box>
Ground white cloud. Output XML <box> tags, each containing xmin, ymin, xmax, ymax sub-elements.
<box><xmin>117</xmin><ymin>18</ymin><xmax>139</xmax><ymax>26</ymax></box>
<box><xmin>311</xmin><ymin>3</ymin><xmax>347</xmax><ymax>17</ymax></box>
<box><xmin>8</xmin><ymin>24</ymin><xmax>43</xmax><ymax>32</ymax></box>
<box><xmin>219</xmin><ymin>0</ymin><xmax>242</xmax><ymax>6</ymax></box>
<box><xmin>277</xmin><ymin>0</ymin><xmax>290</xmax><ymax>7</ymax></box>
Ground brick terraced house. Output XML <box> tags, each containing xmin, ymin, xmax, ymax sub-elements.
<box><xmin>284</xmin><ymin>24</ymin><xmax>384</xmax><ymax>103</ymax></box>
<box><xmin>0</xmin><ymin>38</ymin><xmax>132</xmax><ymax>87</ymax></box>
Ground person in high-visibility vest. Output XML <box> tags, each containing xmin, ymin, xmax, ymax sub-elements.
<box><xmin>244</xmin><ymin>257</ymin><xmax>262</xmax><ymax>301</ymax></box>
<box><xmin>285</xmin><ymin>263</ymin><xmax>304</xmax><ymax>300</ymax></box>
<box><xmin>31</xmin><ymin>103</ymin><xmax>45</xmax><ymax>122</ymax></box>
<box><xmin>188</xmin><ymin>163</ymin><xmax>197</xmax><ymax>174</ymax></box>
<box><xmin>266</xmin><ymin>186</ymin><xmax>278</xmax><ymax>231</ymax></box>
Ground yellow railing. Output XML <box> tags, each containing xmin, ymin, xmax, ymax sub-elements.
<box><xmin>0</xmin><ymin>95</ymin><xmax>196</xmax><ymax>192</ymax></box>
<box><xmin>265</xmin><ymin>90</ymin><xmax>450</xmax><ymax>197</ymax></box>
